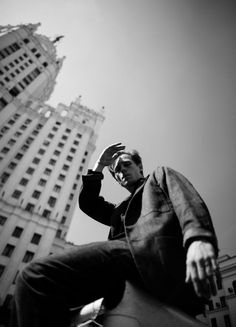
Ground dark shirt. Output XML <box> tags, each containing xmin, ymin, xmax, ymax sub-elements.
<box><xmin>110</xmin><ymin>177</ymin><xmax>146</xmax><ymax>240</ymax></box>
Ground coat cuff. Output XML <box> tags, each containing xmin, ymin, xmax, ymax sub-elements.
<box><xmin>82</xmin><ymin>169</ymin><xmax>104</xmax><ymax>181</ymax></box>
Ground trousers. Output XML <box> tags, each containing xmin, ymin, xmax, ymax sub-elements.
<box><xmin>9</xmin><ymin>239</ymin><xmax>143</xmax><ymax>327</ymax></box>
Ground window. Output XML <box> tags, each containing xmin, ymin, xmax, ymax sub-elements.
<box><xmin>42</xmin><ymin>209</ymin><xmax>51</xmax><ymax>219</ymax></box>
<box><xmin>22</xmin><ymin>251</ymin><xmax>34</xmax><ymax>263</ymax></box>
<box><xmin>25</xmin><ymin>203</ymin><xmax>35</xmax><ymax>213</ymax></box>
<box><xmin>12</xmin><ymin>227</ymin><xmax>23</xmax><ymax>238</ymax></box>
<box><xmin>12</xmin><ymin>190</ymin><xmax>22</xmax><ymax>199</ymax></box>
<box><xmin>58</xmin><ymin>174</ymin><xmax>65</xmax><ymax>181</ymax></box>
<box><xmin>15</xmin><ymin>153</ymin><xmax>23</xmax><ymax>160</ymax></box>
<box><xmin>48</xmin><ymin>133</ymin><xmax>54</xmax><ymax>139</ymax></box>
<box><xmin>72</xmin><ymin>183</ymin><xmax>77</xmax><ymax>190</ymax></box>
<box><xmin>216</xmin><ymin>274</ymin><xmax>222</xmax><ymax>290</ymax></box>
<box><xmin>43</xmin><ymin>140</ymin><xmax>50</xmax><ymax>146</ymax></box>
<box><xmin>220</xmin><ymin>296</ymin><xmax>227</xmax><ymax>308</ymax></box>
<box><xmin>70</xmin><ymin>147</ymin><xmax>76</xmax><ymax>153</ymax></box>
<box><xmin>36</xmin><ymin>123</ymin><xmax>43</xmax><ymax>130</ymax></box>
<box><xmin>69</xmin><ymin>193</ymin><xmax>74</xmax><ymax>200</ymax></box>
<box><xmin>0</xmin><ymin>215</ymin><xmax>7</xmax><ymax>225</ymax></box>
<box><xmin>79</xmin><ymin>166</ymin><xmax>83</xmax><ymax>172</ymax></box>
<box><xmin>2</xmin><ymin>244</ymin><xmax>15</xmax><ymax>257</ymax></box>
<box><xmin>21</xmin><ymin>144</ymin><xmax>29</xmax><ymax>152</ymax></box>
<box><xmin>26</xmin><ymin>137</ymin><xmax>33</xmax><ymax>145</ymax></box>
<box><xmin>9</xmin><ymin>86</ymin><xmax>20</xmax><ymax>97</ymax></box>
<box><xmin>73</xmin><ymin>140</ymin><xmax>79</xmax><ymax>146</ymax></box>
<box><xmin>8</xmin><ymin>138</ymin><xmax>16</xmax><ymax>146</ymax></box>
<box><xmin>32</xmin><ymin>157</ymin><xmax>40</xmax><ymax>164</ymax></box>
<box><xmin>8</xmin><ymin>162</ymin><xmax>17</xmax><ymax>169</ymax></box>
<box><xmin>32</xmin><ymin>190</ymin><xmax>41</xmax><ymax>199</ymax></box>
<box><xmin>32</xmin><ymin>129</ymin><xmax>39</xmax><ymax>136</ymax></box>
<box><xmin>62</xmin><ymin>164</ymin><xmax>69</xmax><ymax>171</ymax></box>
<box><xmin>54</xmin><ymin>150</ymin><xmax>60</xmax><ymax>156</ymax></box>
<box><xmin>49</xmin><ymin>159</ymin><xmax>56</xmax><ymax>166</ymax></box>
<box><xmin>61</xmin><ymin>216</ymin><xmax>66</xmax><ymax>224</ymax></box>
<box><xmin>84</xmin><ymin>151</ymin><xmax>88</xmax><ymax>156</ymax></box>
<box><xmin>48</xmin><ymin>196</ymin><xmax>57</xmax><ymax>208</ymax></box>
<box><xmin>38</xmin><ymin>148</ymin><xmax>45</xmax><ymax>155</ymax></box>
<box><xmin>62</xmin><ymin>135</ymin><xmax>68</xmax><ymax>141</ymax></box>
<box><xmin>56</xmin><ymin>229</ymin><xmax>62</xmax><ymax>238</ymax></box>
<box><xmin>1</xmin><ymin>172</ymin><xmax>10</xmax><ymax>183</ymax></box>
<box><xmin>76</xmin><ymin>174</ymin><xmax>80</xmax><ymax>180</ymax></box>
<box><xmin>0</xmin><ymin>264</ymin><xmax>5</xmax><ymax>278</ymax></box>
<box><xmin>38</xmin><ymin>178</ymin><xmax>46</xmax><ymax>186</ymax></box>
<box><xmin>14</xmin><ymin>131</ymin><xmax>22</xmax><ymax>137</ymax></box>
<box><xmin>31</xmin><ymin>233</ymin><xmax>41</xmax><ymax>245</ymax></box>
<box><xmin>65</xmin><ymin>204</ymin><xmax>70</xmax><ymax>212</ymax></box>
<box><xmin>0</xmin><ymin>97</ymin><xmax>8</xmax><ymax>109</ymax></box>
<box><xmin>26</xmin><ymin>167</ymin><xmax>34</xmax><ymax>175</ymax></box>
<box><xmin>66</xmin><ymin>156</ymin><xmax>73</xmax><ymax>162</ymax></box>
<box><xmin>82</xmin><ymin>158</ymin><xmax>86</xmax><ymax>164</ymax></box>
<box><xmin>52</xmin><ymin>126</ymin><xmax>58</xmax><ymax>132</ymax></box>
<box><xmin>1</xmin><ymin>147</ymin><xmax>10</xmax><ymax>154</ymax></box>
<box><xmin>19</xmin><ymin>178</ymin><xmax>29</xmax><ymax>186</ymax></box>
<box><xmin>53</xmin><ymin>184</ymin><xmax>61</xmax><ymax>193</ymax></box>
<box><xmin>76</xmin><ymin>133</ymin><xmax>82</xmax><ymax>138</ymax></box>
<box><xmin>44</xmin><ymin>168</ymin><xmax>52</xmax><ymax>176</ymax></box>
<box><xmin>20</xmin><ymin>124</ymin><xmax>27</xmax><ymax>131</ymax></box>
<box><xmin>58</xmin><ymin>142</ymin><xmax>64</xmax><ymax>148</ymax></box>
<box><xmin>56</xmin><ymin>121</ymin><xmax>61</xmax><ymax>125</ymax></box>
<box><xmin>65</xmin><ymin>128</ymin><xmax>71</xmax><ymax>133</ymax></box>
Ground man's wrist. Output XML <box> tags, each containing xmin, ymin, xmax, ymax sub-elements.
<box><xmin>93</xmin><ymin>161</ymin><xmax>106</xmax><ymax>172</ymax></box>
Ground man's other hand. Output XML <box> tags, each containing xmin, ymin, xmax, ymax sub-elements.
<box><xmin>185</xmin><ymin>240</ymin><xmax>220</xmax><ymax>299</ymax></box>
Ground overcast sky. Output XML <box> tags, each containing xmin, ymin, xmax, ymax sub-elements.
<box><xmin>2</xmin><ymin>0</ymin><xmax>236</xmax><ymax>256</ymax></box>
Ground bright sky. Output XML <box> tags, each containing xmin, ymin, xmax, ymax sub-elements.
<box><xmin>2</xmin><ymin>0</ymin><xmax>236</xmax><ymax>256</ymax></box>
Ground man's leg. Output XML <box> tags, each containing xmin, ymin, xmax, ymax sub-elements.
<box><xmin>9</xmin><ymin>239</ymin><xmax>141</xmax><ymax>327</ymax></box>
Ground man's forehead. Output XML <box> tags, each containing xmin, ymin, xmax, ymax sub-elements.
<box><xmin>113</xmin><ymin>154</ymin><xmax>132</xmax><ymax>170</ymax></box>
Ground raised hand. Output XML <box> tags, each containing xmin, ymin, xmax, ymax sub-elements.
<box><xmin>93</xmin><ymin>143</ymin><xmax>125</xmax><ymax>172</ymax></box>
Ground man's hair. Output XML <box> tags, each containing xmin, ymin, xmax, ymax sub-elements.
<box><xmin>108</xmin><ymin>149</ymin><xmax>143</xmax><ymax>179</ymax></box>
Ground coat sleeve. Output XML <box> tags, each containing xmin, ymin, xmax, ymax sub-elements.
<box><xmin>156</xmin><ymin>166</ymin><xmax>219</xmax><ymax>255</ymax></box>
<box><xmin>78</xmin><ymin>170</ymin><xmax>115</xmax><ymax>226</ymax></box>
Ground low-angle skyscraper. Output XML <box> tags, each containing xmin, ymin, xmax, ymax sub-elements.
<box><xmin>0</xmin><ymin>23</ymin><xmax>105</xmax><ymax>322</ymax></box>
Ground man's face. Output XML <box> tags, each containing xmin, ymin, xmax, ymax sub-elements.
<box><xmin>113</xmin><ymin>154</ymin><xmax>143</xmax><ymax>191</ymax></box>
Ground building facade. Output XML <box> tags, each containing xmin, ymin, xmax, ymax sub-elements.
<box><xmin>197</xmin><ymin>255</ymin><xmax>236</xmax><ymax>327</ymax></box>
<box><xmin>0</xmin><ymin>23</ymin><xmax>105</xmax><ymax>323</ymax></box>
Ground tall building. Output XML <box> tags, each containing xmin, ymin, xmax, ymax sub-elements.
<box><xmin>0</xmin><ymin>23</ymin><xmax>105</xmax><ymax>322</ymax></box>
<box><xmin>197</xmin><ymin>254</ymin><xmax>236</xmax><ymax>327</ymax></box>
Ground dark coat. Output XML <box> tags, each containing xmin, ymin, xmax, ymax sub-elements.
<box><xmin>79</xmin><ymin>166</ymin><xmax>218</xmax><ymax>315</ymax></box>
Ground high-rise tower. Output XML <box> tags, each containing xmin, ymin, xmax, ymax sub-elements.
<box><xmin>0</xmin><ymin>24</ymin><xmax>105</xmax><ymax>320</ymax></box>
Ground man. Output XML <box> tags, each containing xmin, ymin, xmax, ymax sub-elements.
<box><xmin>9</xmin><ymin>143</ymin><xmax>219</xmax><ymax>326</ymax></box>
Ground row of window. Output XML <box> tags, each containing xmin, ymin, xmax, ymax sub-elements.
<box><xmin>0</xmin><ymin>120</ymin><xmax>42</xmax><ymax>161</ymax></box>
<box><xmin>2</xmin><ymin>244</ymin><xmax>34</xmax><ymax>263</ymax></box>
<box><xmin>0</xmin><ymin>213</ymin><xmax>66</xmax><ymax>227</ymax></box>
<box><xmin>0</xmin><ymin>41</ymin><xmax>20</xmax><ymax>60</ymax></box>
<box><xmin>1</xmin><ymin>55</ymin><xmax>32</xmax><ymax>80</ymax></box>
<box><xmin>8</xmin><ymin>67</ymin><xmax>42</xmax><ymax>97</ymax></box>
